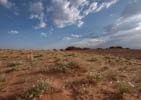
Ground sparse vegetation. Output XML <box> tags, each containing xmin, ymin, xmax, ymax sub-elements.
<box><xmin>20</xmin><ymin>80</ymin><xmax>53</xmax><ymax>100</ymax></box>
<box><xmin>0</xmin><ymin>73</ymin><xmax>6</xmax><ymax>82</ymax></box>
<box><xmin>33</xmin><ymin>54</ymin><xmax>43</xmax><ymax>60</ymax></box>
<box><xmin>0</xmin><ymin>49</ymin><xmax>140</xmax><ymax>100</ymax></box>
<box><xmin>7</xmin><ymin>62</ymin><xmax>23</xmax><ymax>72</ymax></box>
<box><xmin>86</xmin><ymin>72</ymin><xmax>103</xmax><ymax>80</ymax></box>
<box><xmin>65</xmin><ymin>76</ymin><xmax>96</xmax><ymax>100</ymax></box>
<box><xmin>87</xmin><ymin>57</ymin><xmax>98</xmax><ymax>62</ymax></box>
<box><xmin>95</xmin><ymin>72</ymin><xmax>104</xmax><ymax>80</ymax></box>
<box><xmin>105</xmin><ymin>70</ymin><xmax>118</xmax><ymax>81</ymax></box>
<box><xmin>116</xmin><ymin>81</ymin><xmax>132</xmax><ymax>94</ymax></box>
<box><xmin>41</xmin><ymin>60</ymin><xmax>79</xmax><ymax>73</ymax></box>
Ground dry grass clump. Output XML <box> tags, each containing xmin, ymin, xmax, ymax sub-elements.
<box><xmin>65</xmin><ymin>78</ymin><xmax>96</xmax><ymax>89</ymax></box>
<box><xmin>65</xmin><ymin>76</ymin><xmax>96</xmax><ymax>100</ymax></box>
<box><xmin>19</xmin><ymin>79</ymin><xmax>54</xmax><ymax>100</ymax></box>
<box><xmin>85</xmin><ymin>71</ymin><xmax>104</xmax><ymax>81</ymax></box>
<box><xmin>116</xmin><ymin>81</ymin><xmax>133</xmax><ymax>94</ymax></box>
<box><xmin>0</xmin><ymin>73</ymin><xmax>6</xmax><ymax>82</ymax></box>
<box><xmin>102</xmin><ymin>81</ymin><xmax>135</xmax><ymax>100</ymax></box>
<box><xmin>7</xmin><ymin>62</ymin><xmax>23</xmax><ymax>72</ymax></box>
<box><xmin>41</xmin><ymin>60</ymin><xmax>79</xmax><ymax>74</ymax></box>
<box><xmin>33</xmin><ymin>54</ymin><xmax>43</xmax><ymax>60</ymax></box>
<box><xmin>87</xmin><ymin>56</ymin><xmax>102</xmax><ymax>62</ymax></box>
<box><xmin>104</xmin><ymin>56</ymin><xmax>129</xmax><ymax>65</ymax></box>
<box><xmin>104</xmin><ymin>70</ymin><xmax>119</xmax><ymax>81</ymax></box>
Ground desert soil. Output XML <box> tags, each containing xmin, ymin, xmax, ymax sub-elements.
<box><xmin>0</xmin><ymin>49</ymin><xmax>141</xmax><ymax>100</ymax></box>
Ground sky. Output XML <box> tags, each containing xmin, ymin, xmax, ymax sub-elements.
<box><xmin>0</xmin><ymin>0</ymin><xmax>141</xmax><ymax>49</ymax></box>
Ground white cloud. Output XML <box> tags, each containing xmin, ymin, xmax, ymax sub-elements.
<box><xmin>74</xmin><ymin>38</ymin><xmax>106</xmax><ymax>47</ymax></box>
<box><xmin>30</xmin><ymin>2</ymin><xmax>46</xmax><ymax>29</ymax></box>
<box><xmin>73</xmin><ymin>0</ymin><xmax>141</xmax><ymax>49</ymax></box>
<box><xmin>73</xmin><ymin>27</ymin><xmax>141</xmax><ymax>49</ymax></box>
<box><xmin>48</xmin><ymin>0</ymin><xmax>83</xmax><ymax>28</ymax></box>
<box><xmin>104</xmin><ymin>0</ymin><xmax>141</xmax><ymax>35</ymax></box>
<box><xmin>46</xmin><ymin>0</ymin><xmax>118</xmax><ymax>28</ymax></box>
<box><xmin>83</xmin><ymin>2</ymin><xmax>98</xmax><ymax>16</ymax></box>
<box><xmin>40</xmin><ymin>32</ymin><xmax>48</xmax><ymax>37</ymax></box>
<box><xmin>121</xmin><ymin>0</ymin><xmax>141</xmax><ymax>18</ymax></box>
<box><xmin>8</xmin><ymin>30</ymin><xmax>19</xmax><ymax>34</ymax></box>
<box><xmin>105</xmin><ymin>14</ymin><xmax>141</xmax><ymax>34</ymax></box>
<box><xmin>64</xmin><ymin>37</ymin><xmax>72</xmax><ymax>40</ymax></box>
<box><xmin>96</xmin><ymin>0</ymin><xmax>118</xmax><ymax>12</ymax></box>
<box><xmin>71</xmin><ymin>34</ymin><xmax>81</xmax><ymax>38</ymax></box>
<box><xmin>0</xmin><ymin>0</ymin><xmax>14</xmax><ymax>8</ymax></box>
<box><xmin>64</xmin><ymin>34</ymin><xmax>81</xmax><ymax>40</ymax></box>
<box><xmin>1</xmin><ymin>0</ymin><xmax>119</xmax><ymax>29</ymax></box>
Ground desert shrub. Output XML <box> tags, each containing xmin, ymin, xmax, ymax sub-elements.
<box><xmin>9</xmin><ymin>62</ymin><xmax>22</xmax><ymax>67</ymax></box>
<box><xmin>0</xmin><ymin>55</ymin><xmax>8</xmax><ymax>59</ymax></box>
<box><xmin>41</xmin><ymin>61</ymin><xmax>79</xmax><ymax>73</ymax></box>
<box><xmin>116</xmin><ymin>81</ymin><xmax>132</xmax><ymax>94</ymax></box>
<box><xmin>65</xmin><ymin>76</ymin><xmax>96</xmax><ymax>100</ymax></box>
<box><xmin>0</xmin><ymin>73</ymin><xmax>6</xmax><ymax>82</ymax></box>
<box><xmin>87</xmin><ymin>55</ymin><xmax>104</xmax><ymax>63</ymax></box>
<box><xmin>41</xmin><ymin>65</ymin><xmax>53</xmax><ymax>73</ymax></box>
<box><xmin>87</xmin><ymin>57</ymin><xmax>98</xmax><ymax>62</ymax></box>
<box><xmin>7</xmin><ymin>62</ymin><xmax>22</xmax><ymax>72</ymax></box>
<box><xmin>86</xmin><ymin>72</ymin><xmax>103</xmax><ymax>81</ymax></box>
<box><xmin>105</xmin><ymin>70</ymin><xmax>118</xmax><ymax>81</ymax></box>
<box><xmin>95</xmin><ymin>72</ymin><xmax>104</xmax><ymax>80</ymax></box>
<box><xmin>54</xmin><ymin>55</ymin><xmax>63</xmax><ymax>62</ymax></box>
<box><xmin>118</xmin><ymin>66</ymin><xmax>128</xmax><ymax>71</ymax></box>
<box><xmin>20</xmin><ymin>80</ymin><xmax>52</xmax><ymax>100</ymax></box>
<box><xmin>8</xmin><ymin>66</ymin><xmax>19</xmax><ymax>72</ymax></box>
<box><xmin>66</xmin><ymin>53</ymin><xmax>76</xmax><ymax>57</ymax></box>
<box><xmin>33</xmin><ymin>54</ymin><xmax>43</xmax><ymax>61</ymax></box>
<box><xmin>105</xmin><ymin>56</ymin><xmax>128</xmax><ymax>65</ymax></box>
<box><xmin>33</xmin><ymin>54</ymin><xmax>43</xmax><ymax>58</ymax></box>
<box><xmin>65</xmin><ymin>77</ymin><xmax>96</xmax><ymax>89</ymax></box>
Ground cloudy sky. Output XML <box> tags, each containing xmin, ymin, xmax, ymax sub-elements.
<box><xmin>0</xmin><ymin>0</ymin><xmax>141</xmax><ymax>49</ymax></box>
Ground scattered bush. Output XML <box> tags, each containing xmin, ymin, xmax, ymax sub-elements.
<box><xmin>9</xmin><ymin>62</ymin><xmax>22</xmax><ymax>67</ymax></box>
<box><xmin>0</xmin><ymin>73</ymin><xmax>6</xmax><ymax>82</ymax></box>
<box><xmin>116</xmin><ymin>81</ymin><xmax>132</xmax><ymax>94</ymax></box>
<box><xmin>65</xmin><ymin>77</ymin><xmax>96</xmax><ymax>89</ymax></box>
<box><xmin>33</xmin><ymin>54</ymin><xmax>43</xmax><ymax>61</ymax></box>
<box><xmin>33</xmin><ymin>54</ymin><xmax>43</xmax><ymax>58</ymax></box>
<box><xmin>87</xmin><ymin>57</ymin><xmax>98</xmax><ymax>62</ymax></box>
<box><xmin>20</xmin><ymin>80</ymin><xmax>52</xmax><ymax>99</ymax></box>
<box><xmin>41</xmin><ymin>61</ymin><xmax>79</xmax><ymax>74</ymax></box>
<box><xmin>105</xmin><ymin>70</ymin><xmax>118</xmax><ymax>81</ymax></box>
<box><xmin>65</xmin><ymin>76</ymin><xmax>96</xmax><ymax>100</ymax></box>
<box><xmin>86</xmin><ymin>72</ymin><xmax>103</xmax><ymax>81</ymax></box>
<box><xmin>95</xmin><ymin>72</ymin><xmax>104</xmax><ymax>80</ymax></box>
<box><xmin>7</xmin><ymin>62</ymin><xmax>23</xmax><ymax>72</ymax></box>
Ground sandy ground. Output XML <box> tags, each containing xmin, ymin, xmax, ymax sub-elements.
<box><xmin>0</xmin><ymin>49</ymin><xmax>141</xmax><ymax>100</ymax></box>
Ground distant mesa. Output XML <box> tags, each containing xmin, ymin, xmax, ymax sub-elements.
<box><xmin>108</xmin><ymin>46</ymin><xmax>130</xmax><ymax>50</ymax></box>
<box><xmin>65</xmin><ymin>46</ymin><xmax>90</xmax><ymax>51</ymax></box>
<box><xmin>109</xmin><ymin>46</ymin><xmax>123</xmax><ymax>49</ymax></box>
<box><xmin>65</xmin><ymin>46</ymin><xmax>129</xmax><ymax>51</ymax></box>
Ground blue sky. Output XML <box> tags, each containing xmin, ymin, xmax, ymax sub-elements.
<box><xmin>0</xmin><ymin>0</ymin><xmax>141</xmax><ymax>49</ymax></box>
